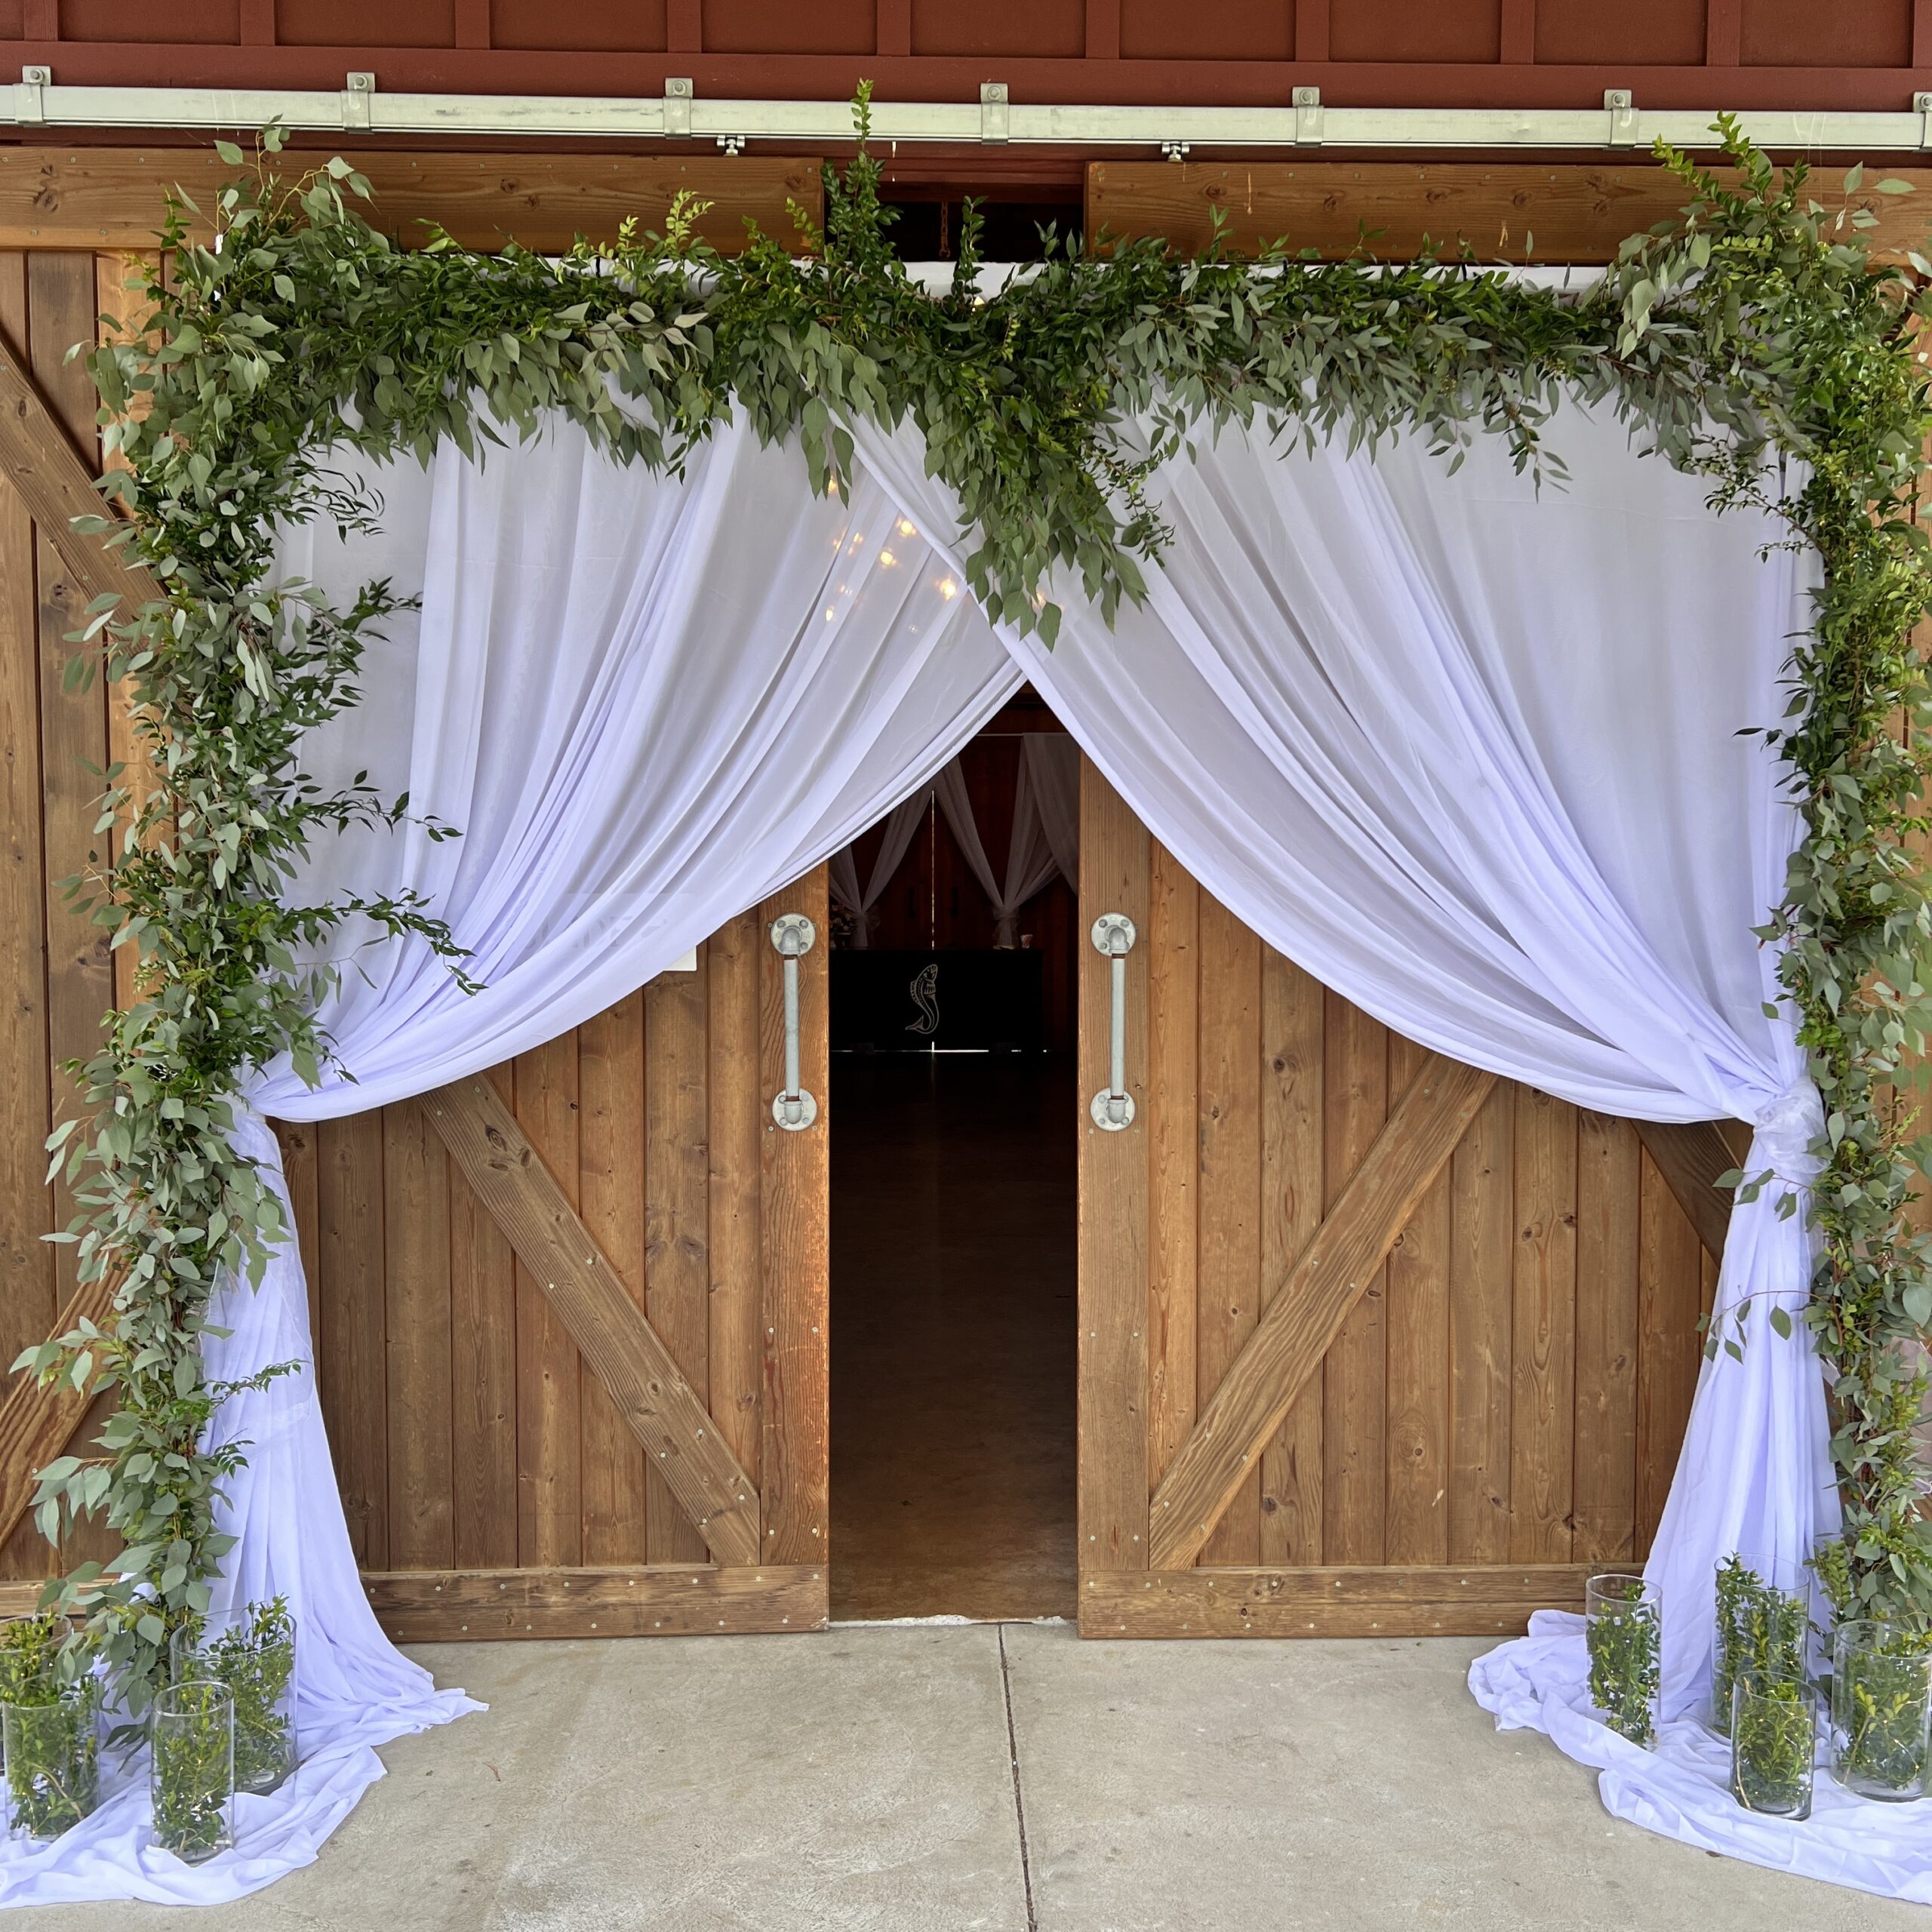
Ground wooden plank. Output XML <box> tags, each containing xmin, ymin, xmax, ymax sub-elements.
<box><xmin>448</xmin><ymin>1064</ymin><xmax>518</xmax><ymax>1571</ymax></box>
<box><xmin>513</xmin><ymin>1034</ymin><xmax>583</xmax><ymax>1569</ymax></box>
<box><xmin>1082</xmin><ymin>1564</ymin><xmax>1592</xmax><ymax>1639</ymax></box>
<box><xmin>1385</xmin><ymin>1032</ymin><xmax>1451</xmax><ymax>1566</ymax></box>
<box><xmin>362</xmin><ymin>1563</ymin><xmax>828</xmax><ymax>1644</ymax></box>
<box><xmin>1633</xmin><ymin>1118</ymin><xmax>1739</xmax><ymax>1262</ymax></box>
<box><xmin>1195</xmin><ymin>890</ymin><xmax>1261</xmax><ymax>1566</ymax></box>
<box><xmin>645</xmin><ymin>961</ymin><xmax>709</xmax><ymax>1566</ymax></box>
<box><xmin>1450</xmin><ymin>1081</ymin><xmax>1515</xmax><ymax>1563</ymax></box>
<box><xmin>1259</xmin><ymin>946</ymin><xmax>1324</xmax><ymax>1565</ymax></box>
<box><xmin>423</xmin><ymin>1070</ymin><xmax>762</xmax><ymax>1567</ymax></box>
<box><xmin>758</xmin><ymin>866</ymin><xmax>830</xmax><ymax>1566</ymax></box>
<box><xmin>1076</xmin><ymin>760</ymin><xmax>1151</xmax><ymax>1580</ymax></box>
<box><xmin>1145</xmin><ymin>841</ymin><xmax>1198</xmax><ymax>1491</ymax></box>
<box><xmin>0</xmin><ymin>1273</ymin><xmax>115</xmax><ymax>1549</ymax></box>
<box><xmin>1637</xmin><ymin>1144</ymin><xmax>1704</xmax><ymax>1552</ymax></box>
<box><xmin>1084</xmin><ymin>162</ymin><xmax>1932</xmax><ymax>264</ymax></box>
<box><xmin>708</xmin><ymin>913</ymin><xmax>764</xmax><ymax>1487</ymax></box>
<box><xmin>1509</xmin><ymin>1084</ymin><xmax>1577</xmax><ymax>1564</ymax></box>
<box><xmin>317</xmin><ymin>1112</ymin><xmax>388</xmax><ymax>1569</ymax></box>
<box><xmin>579</xmin><ymin>989</ymin><xmax>649</xmax><ymax>1567</ymax></box>
<box><xmin>1574</xmin><ymin>1111</ymin><xmax>1640</xmax><ymax>1564</ymax></box>
<box><xmin>0</xmin><ymin>308</ymin><xmax>155</xmax><ymax>617</ymax></box>
<box><xmin>382</xmin><ymin>1100</ymin><xmax>453</xmax><ymax>1571</ymax></box>
<box><xmin>270</xmin><ymin>1119</ymin><xmax>321</xmax><ymax>1352</ymax></box>
<box><xmin>0</xmin><ymin>248</ymin><xmax>52</xmax><ymax>1446</ymax></box>
<box><xmin>30</xmin><ymin>254</ymin><xmax>113</xmax><ymax>1318</ymax></box>
<box><xmin>1149</xmin><ymin>1053</ymin><xmax>1497</xmax><ymax>1571</ymax></box>
<box><xmin>0</xmin><ymin>149</ymin><xmax>824</xmax><ymax>256</ymax></box>
<box><xmin>1321</xmin><ymin>992</ymin><xmax>1388</xmax><ymax>1565</ymax></box>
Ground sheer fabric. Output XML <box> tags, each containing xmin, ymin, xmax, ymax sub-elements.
<box><xmin>11</xmin><ymin>396</ymin><xmax>1909</xmax><ymax>1903</ymax></box>
<box><xmin>827</xmin><ymin>788</ymin><xmax>930</xmax><ymax>947</ymax></box>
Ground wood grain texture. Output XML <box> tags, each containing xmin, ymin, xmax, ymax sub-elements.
<box><xmin>1574</xmin><ymin>1111</ymin><xmax>1640</xmax><ymax>1563</ymax></box>
<box><xmin>1637</xmin><ymin>1144</ymin><xmax>1705</xmax><ymax>1551</ymax></box>
<box><xmin>1077</xmin><ymin>758</ymin><xmax>1151</xmax><ymax>1574</ymax></box>
<box><xmin>1385</xmin><ymin>1032</ymin><xmax>1451</xmax><ymax>1565</ymax></box>
<box><xmin>1633</xmin><ymin>1118</ymin><xmax>1740</xmax><ymax>1262</ymax></box>
<box><xmin>0</xmin><ymin>1274</ymin><xmax>115</xmax><ymax>1549</ymax></box>
<box><xmin>1145</xmin><ymin>841</ymin><xmax>1198</xmax><ymax>1491</ymax></box>
<box><xmin>1321</xmin><ymin>989</ymin><xmax>1389</xmax><ymax>1564</ymax></box>
<box><xmin>708</xmin><ymin>913</ymin><xmax>764</xmax><ymax>1487</ymax></box>
<box><xmin>1085</xmin><ymin>162</ymin><xmax>1932</xmax><ymax>264</ymax></box>
<box><xmin>513</xmin><ymin>1033</ymin><xmax>583</xmax><ymax>1568</ymax></box>
<box><xmin>383</xmin><ymin>1100</ymin><xmax>454</xmax><ymax>1570</ymax></box>
<box><xmin>758</xmin><ymin>867</ymin><xmax>830</xmax><ymax>1566</ymax></box>
<box><xmin>448</xmin><ymin>1064</ymin><xmax>518</xmax><ymax>1571</ymax></box>
<box><xmin>1195</xmin><ymin>891</ymin><xmax>1261</xmax><ymax>1565</ymax></box>
<box><xmin>0</xmin><ymin>150</ymin><xmax>825</xmax><ymax>257</ymax></box>
<box><xmin>318</xmin><ymin>1112</ymin><xmax>388</xmax><ymax>1568</ymax></box>
<box><xmin>1259</xmin><ymin>946</ymin><xmax>1324</xmax><ymax>1566</ymax></box>
<box><xmin>365</xmin><ymin>1563</ymin><xmax>828</xmax><ymax>1642</ymax></box>
<box><xmin>579</xmin><ymin>988</ymin><xmax>648</xmax><ymax>1566</ymax></box>
<box><xmin>1150</xmin><ymin>1052</ymin><xmax>1497</xmax><ymax>1571</ymax></box>
<box><xmin>1450</xmin><ymin>1080</ymin><xmax>1515</xmax><ymax>1563</ymax></box>
<box><xmin>1509</xmin><ymin>1085</ymin><xmax>1577</xmax><ymax>1563</ymax></box>
<box><xmin>423</xmin><ymin>1070</ymin><xmax>761</xmax><ymax>1567</ymax></box>
<box><xmin>1081</xmin><ymin>1564</ymin><xmax>1591</xmax><ymax>1638</ymax></box>
<box><xmin>645</xmin><ymin>964</ymin><xmax>709</xmax><ymax>1565</ymax></box>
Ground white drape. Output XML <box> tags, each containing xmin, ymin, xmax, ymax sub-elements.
<box><xmin>827</xmin><ymin>788</ymin><xmax>929</xmax><ymax>947</ymax></box>
<box><xmin>930</xmin><ymin>756</ymin><xmax>1061</xmax><ymax>946</ymax></box>
<box><xmin>1021</xmin><ymin>735</ymin><xmax>1080</xmax><ymax>891</ymax></box>
<box><xmin>15</xmin><ymin>395</ymin><xmax>1915</xmax><ymax>1905</ymax></box>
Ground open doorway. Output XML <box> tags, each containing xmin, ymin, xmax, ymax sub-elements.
<box><xmin>829</xmin><ymin>692</ymin><xmax>1080</xmax><ymax>1622</ymax></box>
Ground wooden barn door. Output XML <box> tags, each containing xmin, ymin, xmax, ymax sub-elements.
<box><xmin>1075</xmin><ymin>761</ymin><xmax>1724</xmax><ymax>1638</ymax></box>
<box><xmin>275</xmin><ymin>869</ymin><xmax>830</xmax><ymax>1642</ymax></box>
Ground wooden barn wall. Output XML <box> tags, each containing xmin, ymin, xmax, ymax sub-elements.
<box><xmin>1077</xmin><ymin>768</ymin><xmax>1721</xmax><ymax>1636</ymax></box>
<box><xmin>2</xmin><ymin>2</ymin><xmax>1927</xmax><ymax>116</ymax></box>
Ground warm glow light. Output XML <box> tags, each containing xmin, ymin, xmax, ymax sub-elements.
<box><xmin>937</xmin><ymin>577</ymin><xmax>958</xmax><ymax>601</ymax></box>
<box><xmin>896</xmin><ymin>518</ymin><xmax>917</xmax><ymax>538</ymax></box>
<box><xmin>824</xmin><ymin>607</ymin><xmax>836</xmax><ymax>622</ymax></box>
<box><xmin>878</xmin><ymin>549</ymin><xmax>897</xmax><ymax>568</ymax></box>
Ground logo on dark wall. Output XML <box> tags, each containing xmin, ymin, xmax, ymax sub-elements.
<box><xmin>906</xmin><ymin>962</ymin><xmax>940</xmax><ymax>1036</ymax></box>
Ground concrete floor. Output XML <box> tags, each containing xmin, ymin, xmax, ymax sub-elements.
<box><xmin>25</xmin><ymin>1623</ymin><xmax>1918</xmax><ymax>1932</ymax></box>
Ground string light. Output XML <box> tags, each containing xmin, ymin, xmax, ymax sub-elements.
<box><xmin>878</xmin><ymin>549</ymin><xmax>897</xmax><ymax>568</ymax></box>
<box><xmin>896</xmin><ymin>518</ymin><xmax>918</xmax><ymax>538</ymax></box>
<box><xmin>936</xmin><ymin>577</ymin><xmax>958</xmax><ymax>601</ymax></box>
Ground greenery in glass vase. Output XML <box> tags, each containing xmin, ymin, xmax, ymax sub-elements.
<box><xmin>151</xmin><ymin>1681</ymin><xmax>231</xmax><ymax>1864</ymax></box>
<box><xmin>181</xmin><ymin>1599</ymin><xmax>295</xmax><ymax>1794</ymax></box>
<box><xmin>1836</xmin><ymin>1632</ymin><xmax>1932</xmax><ymax>1794</ymax></box>
<box><xmin>1730</xmin><ymin>1681</ymin><xmax>1816</xmax><ymax>1815</ymax></box>
<box><xmin>0</xmin><ymin>1614</ymin><xmax>97</xmax><ymax>1840</ymax></box>
<box><xmin>1588</xmin><ymin>1581</ymin><xmax>1663</xmax><ymax>1749</ymax></box>
<box><xmin>1711</xmin><ymin>1556</ymin><xmax>1809</xmax><ymax>1737</ymax></box>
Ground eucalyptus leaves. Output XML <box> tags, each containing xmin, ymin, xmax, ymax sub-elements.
<box><xmin>14</xmin><ymin>96</ymin><xmax>1932</xmax><ymax>1712</ymax></box>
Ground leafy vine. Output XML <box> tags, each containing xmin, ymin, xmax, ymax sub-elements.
<box><xmin>18</xmin><ymin>99</ymin><xmax>1932</xmax><ymax>1707</ymax></box>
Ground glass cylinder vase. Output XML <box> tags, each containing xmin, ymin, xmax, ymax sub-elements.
<box><xmin>151</xmin><ymin>1681</ymin><xmax>234</xmax><ymax>1866</ymax></box>
<box><xmin>1829</xmin><ymin>1620</ymin><xmax>1932</xmax><ymax>1802</ymax></box>
<box><xmin>2</xmin><ymin>1679</ymin><xmax>98</xmax><ymax>1842</ymax></box>
<box><xmin>1730</xmin><ymin>1677</ymin><xmax>1818</xmax><ymax>1820</ymax></box>
<box><xmin>171</xmin><ymin>1604</ymin><xmax>297</xmax><ymax>1795</ymax></box>
<box><xmin>1711</xmin><ymin>1553</ymin><xmax>1810</xmax><ymax>1738</ymax></box>
<box><xmin>1586</xmin><ymin>1572</ymin><xmax>1663</xmax><ymax>1749</ymax></box>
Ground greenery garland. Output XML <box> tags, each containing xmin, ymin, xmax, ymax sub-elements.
<box><xmin>15</xmin><ymin>96</ymin><xmax>1932</xmax><ymax>1709</ymax></box>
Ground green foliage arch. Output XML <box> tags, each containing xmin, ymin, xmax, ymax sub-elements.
<box><xmin>21</xmin><ymin>100</ymin><xmax>1932</xmax><ymax>1706</ymax></box>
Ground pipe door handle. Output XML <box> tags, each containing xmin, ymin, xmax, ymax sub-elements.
<box><xmin>770</xmin><ymin>912</ymin><xmax>819</xmax><ymax>1131</ymax></box>
<box><xmin>1089</xmin><ymin>912</ymin><xmax>1137</xmax><ymax>1131</ymax></box>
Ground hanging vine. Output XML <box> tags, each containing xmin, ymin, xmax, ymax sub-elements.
<box><xmin>16</xmin><ymin>96</ymin><xmax>1932</xmax><ymax>1706</ymax></box>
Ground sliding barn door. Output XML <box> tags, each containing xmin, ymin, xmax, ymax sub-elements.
<box><xmin>1076</xmin><ymin>764</ymin><xmax>1720</xmax><ymax>1638</ymax></box>
<box><xmin>276</xmin><ymin>869</ymin><xmax>830</xmax><ymax>1641</ymax></box>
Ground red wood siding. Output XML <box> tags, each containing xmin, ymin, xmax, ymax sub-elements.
<box><xmin>2</xmin><ymin>3</ymin><xmax>1927</xmax><ymax>112</ymax></box>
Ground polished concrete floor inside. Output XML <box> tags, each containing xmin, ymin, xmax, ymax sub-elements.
<box><xmin>830</xmin><ymin>1051</ymin><xmax>1078</xmax><ymax>1623</ymax></box>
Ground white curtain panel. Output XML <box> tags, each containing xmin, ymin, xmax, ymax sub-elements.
<box><xmin>931</xmin><ymin>755</ymin><xmax>1064</xmax><ymax>944</ymax></box>
<box><xmin>827</xmin><ymin>786</ymin><xmax>931</xmax><ymax>947</ymax></box>
<box><xmin>1021</xmin><ymin>734</ymin><xmax>1081</xmax><ymax>889</ymax></box>
<box><xmin>849</xmin><ymin>410</ymin><xmax>1921</xmax><ymax>1896</ymax></box>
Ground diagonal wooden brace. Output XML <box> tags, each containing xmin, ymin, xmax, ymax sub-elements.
<box><xmin>1148</xmin><ymin>1054</ymin><xmax>1497</xmax><ymax>1571</ymax></box>
<box><xmin>423</xmin><ymin>1076</ymin><xmax>762</xmax><ymax>1566</ymax></box>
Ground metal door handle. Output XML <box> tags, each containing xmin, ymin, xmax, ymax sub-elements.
<box><xmin>1090</xmin><ymin>912</ymin><xmax>1137</xmax><ymax>1131</ymax></box>
<box><xmin>770</xmin><ymin>913</ymin><xmax>819</xmax><ymax>1131</ymax></box>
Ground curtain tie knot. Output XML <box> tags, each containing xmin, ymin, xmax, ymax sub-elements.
<box><xmin>1749</xmin><ymin>1078</ymin><xmax>1826</xmax><ymax>1187</ymax></box>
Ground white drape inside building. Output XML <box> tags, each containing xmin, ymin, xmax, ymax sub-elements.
<box><xmin>13</xmin><ymin>396</ymin><xmax>1922</xmax><ymax>1906</ymax></box>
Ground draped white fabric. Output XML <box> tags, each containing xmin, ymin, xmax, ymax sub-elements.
<box><xmin>1021</xmin><ymin>734</ymin><xmax>1081</xmax><ymax>893</ymax></box>
<box><xmin>16</xmin><ymin>393</ymin><xmax>1921</xmax><ymax>1904</ymax></box>
<box><xmin>827</xmin><ymin>788</ymin><xmax>929</xmax><ymax>946</ymax></box>
<box><xmin>931</xmin><ymin>755</ymin><xmax>1064</xmax><ymax>945</ymax></box>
